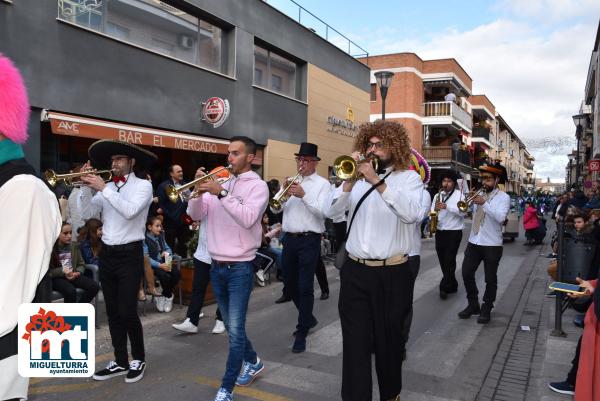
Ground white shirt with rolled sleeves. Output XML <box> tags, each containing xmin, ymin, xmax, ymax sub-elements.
<box><xmin>271</xmin><ymin>171</ymin><xmax>330</xmax><ymax>234</ymax></box>
<box><xmin>431</xmin><ymin>189</ymin><xmax>465</xmax><ymax>231</ymax></box>
<box><xmin>409</xmin><ymin>188</ymin><xmax>432</xmax><ymax>257</ymax></box>
<box><xmin>328</xmin><ymin>184</ymin><xmax>348</xmax><ymax>223</ymax></box>
<box><xmin>325</xmin><ymin>168</ymin><xmax>422</xmax><ymax>260</ymax></box>
<box><xmin>78</xmin><ymin>173</ymin><xmax>153</xmax><ymax>245</ymax></box>
<box><xmin>468</xmin><ymin>190</ymin><xmax>511</xmax><ymax>246</ymax></box>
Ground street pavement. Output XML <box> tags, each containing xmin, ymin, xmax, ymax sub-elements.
<box><xmin>28</xmin><ymin>219</ymin><xmax>581</xmax><ymax>401</ymax></box>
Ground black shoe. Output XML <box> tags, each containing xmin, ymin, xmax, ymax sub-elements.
<box><xmin>92</xmin><ymin>361</ymin><xmax>128</xmax><ymax>381</ymax></box>
<box><xmin>439</xmin><ymin>290</ymin><xmax>448</xmax><ymax>300</ymax></box>
<box><xmin>320</xmin><ymin>292</ymin><xmax>329</xmax><ymax>300</ymax></box>
<box><xmin>548</xmin><ymin>381</ymin><xmax>575</xmax><ymax>395</ymax></box>
<box><xmin>292</xmin><ymin>335</ymin><xmax>306</xmax><ymax>353</ymax></box>
<box><xmin>275</xmin><ymin>295</ymin><xmax>292</xmax><ymax>304</ymax></box>
<box><xmin>477</xmin><ymin>303</ymin><xmax>492</xmax><ymax>324</ymax></box>
<box><xmin>401</xmin><ymin>349</ymin><xmax>407</xmax><ymax>361</ymax></box>
<box><xmin>125</xmin><ymin>360</ymin><xmax>146</xmax><ymax>383</ymax></box>
<box><xmin>458</xmin><ymin>303</ymin><xmax>480</xmax><ymax>319</ymax></box>
<box><xmin>573</xmin><ymin>314</ymin><xmax>585</xmax><ymax>328</ymax></box>
<box><xmin>293</xmin><ymin>317</ymin><xmax>318</xmax><ymax>336</ymax></box>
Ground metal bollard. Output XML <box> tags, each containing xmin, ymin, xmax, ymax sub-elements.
<box><xmin>551</xmin><ymin>217</ymin><xmax>566</xmax><ymax>337</ymax></box>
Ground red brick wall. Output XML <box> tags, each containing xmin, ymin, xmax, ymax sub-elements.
<box><xmin>469</xmin><ymin>95</ymin><xmax>496</xmax><ymax>115</ymax></box>
<box><xmin>422</xmin><ymin>59</ymin><xmax>472</xmax><ymax>91</ymax></box>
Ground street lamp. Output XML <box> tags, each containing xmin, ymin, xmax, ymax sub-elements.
<box><xmin>374</xmin><ymin>70</ymin><xmax>394</xmax><ymax>120</ymax></box>
<box><xmin>572</xmin><ymin>113</ymin><xmax>585</xmax><ymax>188</ymax></box>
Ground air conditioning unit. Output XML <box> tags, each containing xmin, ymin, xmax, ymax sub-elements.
<box><xmin>178</xmin><ymin>34</ymin><xmax>195</xmax><ymax>49</ymax></box>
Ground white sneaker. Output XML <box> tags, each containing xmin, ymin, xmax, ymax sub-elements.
<box><xmin>172</xmin><ymin>318</ymin><xmax>198</xmax><ymax>334</ymax></box>
<box><xmin>163</xmin><ymin>295</ymin><xmax>174</xmax><ymax>313</ymax></box>
<box><xmin>212</xmin><ymin>319</ymin><xmax>226</xmax><ymax>334</ymax></box>
<box><xmin>154</xmin><ymin>296</ymin><xmax>165</xmax><ymax>312</ymax></box>
<box><xmin>255</xmin><ymin>269</ymin><xmax>265</xmax><ymax>287</ymax></box>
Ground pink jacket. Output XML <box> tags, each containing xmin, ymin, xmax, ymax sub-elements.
<box><xmin>523</xmin><ymin>206</ymin><xmax>540</xmax><ymax>230</ymax></box>
<box><xmin>187</xmin><ymin>170</ymin><xmax>269</xmax><ymax>262</ymax></box>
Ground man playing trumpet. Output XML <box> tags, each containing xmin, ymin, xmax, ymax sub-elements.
<box><xmin>270</xmin><ymin>142</ymin><xmax>330</xmax><ymax>353</ymax></box>
<box><xmin>325</xmin><ymin>120</ymin><xmax>422</xmax><ymax>401</ymax></box>
<box><xmin>458</xmin><ymin>163</ymin><xmax>510</xmax><ymax>324</ymax></box>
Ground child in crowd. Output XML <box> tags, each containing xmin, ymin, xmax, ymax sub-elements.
<box><xmin>50</xmin><ymin>222</ymin><xmax>99</xmax><ymax>303</ymax></box>
<box><xmin>78</xmin><ymin>218</ymin><xmax>103</xmax><ymax>265</ymax></box>
<box><xmin>144</xmin><ymin>216</ymin><xmax>180</xmax><ymax>313</ymax></box>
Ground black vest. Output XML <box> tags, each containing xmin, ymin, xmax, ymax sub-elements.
<box><xmin>144</xmin><ymin>233</ymin><xmax>168</xmax><ymax>262</ymax></box>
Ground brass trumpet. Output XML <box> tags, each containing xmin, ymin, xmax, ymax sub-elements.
<box><xmin>167</xmin><ymin>165</ymin><xmax>232</xmax><ymax>203</ymax></box>
<box><xmin>44</xmin><ymin>168</ymin><xmax>113</xmax><ymax>188</ymax></box>
<box><xmin>333</xmin><ymin>154</ymin><xmax>379</xmax><ymax>181</ymax></box>
<box><xmin>457</xmin><ymin>187</ymin><xmax>486</xmax><ymax>213</ymax></box>
<box><xmin>269</xmin><ymin>169</ymin><xmax>303</xmax><ymax>211</ymax></box>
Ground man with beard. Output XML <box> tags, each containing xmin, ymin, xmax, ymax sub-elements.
<box><xmin>457</xmin><ymin>163</ymin><xmax>510</xmax><ymax>324</ymax></box>
<box><xmin>326</xmin><ymin>120</ymin><xmax>422</xmax><ymax>401</ymax></box>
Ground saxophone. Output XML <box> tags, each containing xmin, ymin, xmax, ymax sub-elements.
<box><xmin>429</xmin><ymin>189</ymin><xmax>443</xmax><ymax>235</ymax></box>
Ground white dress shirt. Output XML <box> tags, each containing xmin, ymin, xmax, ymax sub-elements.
<box><xmin>79</xmin><ymin>173</ymin><xmax>153</xmax><ymax>245</ymax></box>
<box><xmin>0</xmin><ymin>175</ymin><xmax>61</xmax><ymax>400</ymax></box>
<box><xmin>431</xmin><ymin>189</ymin><xmax>465</xmax><ymax>231</ymax></box>
<box><xmin>329</xmin><ymin>183</ymin><xmax>348</xmax><ymax>223</ymax></box>
<box><xmin>191</xmin><ymin>217</ymin><xmax>211</xmax><ymax>264</ymax></box>
<box><xmin>409</xmin><ymin>188</ymin><xmax>432</xmax><ymax>256</ymax></box>
<box><xmin>325</xmin><ymin>168</ymin><xmax>422</xmax><ymax>260</ymax></box>
<box><xmin>468</xmin><ymin>189</ymin><xmax>511</xmax><ymax>246</ymax></box>
<box><xmin>272</xmin><ymin>171</ymin><xmax>330</xmax><ymax>234</ymax></box>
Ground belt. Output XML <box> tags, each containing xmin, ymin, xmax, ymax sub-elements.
<box><xmin>287</xmin><ymin>232</ymin><xmax>320</xmax><ymax>237</ymax></box>
<box><xmin>102</xmin><ymin>240</ymin><xmax>143</xmax><ymax>252</ymax></box>
<box><xmin>213</xmin><ymin>260</ymin><xmax>241</xmax><ymax>266</ymax></box>
<box><xmin>348</xmin><ymin>253</ymin><xmax>408</xmax><ymax>267</ymax></box>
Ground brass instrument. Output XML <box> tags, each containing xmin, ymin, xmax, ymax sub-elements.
<box><xmin>44</xmin><ymin>168</ymin><xmax>113</xmax><ymax>188</ymax></box>
<box><xmin>269</xmin><ymin>169</ymin><xmax>303</xmax><ymax>211</ymax></box>
<box><xmin>333</xmin><ymin>154</ymin><xmax>379</xmax><ymax>181</ymax></box>
<box><xmin>457</xmin><ymin>187</ymin><xmax>486</xmax><ymax>213</ymax></box>
<box><xmin>429</xmin><ymin>189</ymin><xmax>443</xmax><ymax>235</ymax></box>
<box><xmin>166</xmin><ymin>165</ymin><xmax>232</xmax><ymax>203</ymax></box>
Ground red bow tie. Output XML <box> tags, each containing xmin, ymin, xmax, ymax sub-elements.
<box><xmin>112</xmin><ymin>176</ymin><xmax>126</xmax><ymax>184</ymax></box>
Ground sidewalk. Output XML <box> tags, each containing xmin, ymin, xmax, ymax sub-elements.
<box><xmin>476</xmin><ymin>222</ymin><xmax>582</xmax><ymax>401</ymax></box>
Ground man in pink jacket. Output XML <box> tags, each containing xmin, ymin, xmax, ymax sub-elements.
<box><xmin>187</xmin><ymin>136</ymin><xmax>269</xmax><ymax>401</ymax></box>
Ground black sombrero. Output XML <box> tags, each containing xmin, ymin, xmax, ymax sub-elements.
<box><xmin>440</xmin><ymin>169</ymin><xmax>459</xmax><ymax>182</ymax></box>
<box><xmin>88</xmin><ymin>139</ymin><xmax>157</xmax><ymax>169</ymax></box>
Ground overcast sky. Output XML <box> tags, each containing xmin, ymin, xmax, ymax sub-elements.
<box><xmin>269</xmin><ymin>0</ymin><xmax>600</xmax><ymax>182</ymax></box>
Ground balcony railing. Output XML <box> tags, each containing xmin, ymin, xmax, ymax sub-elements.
<box><xmin>422</xmin><ymin>146</ymin><xmax>471</xmax><ymax>167</ymax></box>
<box><xmin>423</xmin><ymin>101</ymin><xmax>473</xmax><ymax>132</ymax></box>
<box><xmin>472</xmin><ymin>127</ymin><xmax>491</xmax><ymax>141</ymax></box>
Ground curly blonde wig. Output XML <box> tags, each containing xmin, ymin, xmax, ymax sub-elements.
<box><xmin>353</xmin><ymin>120</ymin><xmax>411</xmax><ymax>170</ymax></box>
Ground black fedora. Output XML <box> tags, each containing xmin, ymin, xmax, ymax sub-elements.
<box><xmin>294</xmin><ymin>142</ymin><xmax>320</xmax><ymax>161</ymax></box>
<box><xmin>440</xmin><ymin>169</ymin><xmax>459</xmax><ymax>183</ymax></box>
<box><xmin>88</xmin><ymin>139</ymin><xmax>158</xmax><ymax>170</ymax></box>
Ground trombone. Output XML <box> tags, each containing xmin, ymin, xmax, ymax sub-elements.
<box><xmin>333</xmin><ymin>154</ymin><xmax>378</xmax><ymax>181</ymax></box>
<box><xmin>167</xmin><ymin>165</ymin><xmax>232</xmax><ymax>203</ymax></box>
<box><xmin>269</xmin><ymin>168</ymin><xmax>303</xmax><ymax>211</ymax></box>
<box><xmin>44</xmin><ymin>168</ymin><xmax>113</xmax><ymax>188</ymax></box>
<box><xmin>457</xmin><ymin>187</ymin><xmax>486</xmax><ymax>213</ymax></box>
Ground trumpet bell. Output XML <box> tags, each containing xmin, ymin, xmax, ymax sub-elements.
<box><xmin>45</xmin><ymin>169</ymin><xmax>58</xmax><ymax>187</ymax></box>
<box><xmin>269</xmin><ymin>198</ymin><xmax>282</xmax><ymax>211</ymax></box>
<box><xmin>457</xmin><ymin>200</ymin><xmax>469</xmax><ymax>213</ymax></box>
<box><xmin>333</xmin><ymin>155</ymin><xmax>357</xmax><ymax>181</ymax></box>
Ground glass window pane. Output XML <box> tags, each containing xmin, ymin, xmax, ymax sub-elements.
<box><xmin>269</xmin><ymin>51</ymin><xmax>295</xmax><ymax>97</ymax></box>
<box><xmin>254</xmin><ymin>45</ymin><xmax>268</xmax><ymax>88</ymax></box>
<box><xmin>198</xmin><ymin>19</ymin><xmax>222</xmax><ymax>72</ymax></box>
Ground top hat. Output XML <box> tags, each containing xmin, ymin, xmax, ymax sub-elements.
<box><xmin>294</xmin><ymin>142</ymin><xmax>320</xmax><ymax>160</ymax></box>
<box><xmin>88</xmin><ymin>139</ymin><xmax>158</xmax><ymax>170</ymax></box>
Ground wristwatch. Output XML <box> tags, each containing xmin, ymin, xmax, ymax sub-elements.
<box><xmin>217</xmin><ymin>189</ymin><xmax>229</xmax><ymax>200</ymax></box>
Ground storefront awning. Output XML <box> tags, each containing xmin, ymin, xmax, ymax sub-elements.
<box><xmin>43</xmin><ymin>110</ymin><xmax>230</xmax><ymax>154</ymax></box>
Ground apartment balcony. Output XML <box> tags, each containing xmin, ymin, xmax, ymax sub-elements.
<box><xmin>422</xmin><ymin>145</ymin><xmax>472</xmax><ymax>171</ymax></box>
<box><xmin>422</xmin><ymin>101</ymin><xmax>473</xmax><ymax>133</ymax></box>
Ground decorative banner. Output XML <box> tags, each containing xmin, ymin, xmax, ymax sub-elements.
<box><xmin>202</xmin><ymin>97</ymin><xmax>230</xmax><ymax>128</ymax></box>
<box><xmin>589</xmin><ymin>159</ymin><xmax>600</xmax><ymax>172</ymax></box>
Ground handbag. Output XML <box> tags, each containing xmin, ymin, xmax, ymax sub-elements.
<box><xmin>334</xmin><ymin>172</ymin><xmax>391</xmax><ymax>270</ymax></box>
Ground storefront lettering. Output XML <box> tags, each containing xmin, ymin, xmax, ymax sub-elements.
<box><xmin>327</xmin><ymin>115</ymin><xmax>357</xmax><ymax>138</ymax></box>
<box><xmin>174</xmin><ymin>138</ymin><xmax>218</xmax><ymax>153</ymax></box>
<box><xmin>153</xmin><ymin>135</ymin><xmax>164</xmax><ymax>147</ymax></box>
<box><xmin>118</xmin><ymin>129</ymin><xmax>142</xmax><ymax>144</ymax></box>
<box><xmin>57</xmin><ymin>121</ymin><xmax>79</xmax><ymax>134</ymax></box>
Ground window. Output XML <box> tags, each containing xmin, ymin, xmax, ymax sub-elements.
<box><xmin>253</xmin><ymin>43</ymin><xmax>300</xmax><ymax>99</ymax></box>
<box><xmin>370</xmin><ymin>84</ymin><xmax>377</xmax><ymax>101</ymax></box>
<box><xmin>57</xmin><ymin>0</ymin><xmax>232</xmax><ymax>75</ymax></box>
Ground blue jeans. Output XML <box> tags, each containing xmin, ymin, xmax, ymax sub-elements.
<box><xmin>210</xmin><ymin>261</ymin><xmax>257</xmax><ymax>392</ymax></box>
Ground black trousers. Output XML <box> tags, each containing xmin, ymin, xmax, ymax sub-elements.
<box><xmin>282</xmin><ymin>233</ymin><xmax>320</xmax><ymax>336</ymax></box>
<box><xmin>187</xmin><ymin>258</ymin><xmax>222</xmax><ymax>326</ymax></box>
<box><xmin>402</xmin><ymin>255</ymin><xmax>420</xmax><ymax>347</ymax></box>
<box><xmin>315</xmin><ymin>255</ymin><xmax>330</xmax><ymax>294</ymax></box>
<box><xmin>567</xmin><ymin>334</ymin><xmax>583</xmax><ymax>386</ymax></box>
<box><xmin>165</xmin><ymin>225</ymin><xmax>190</xmax><ymax>258</ymax></box>
<box><xmin>461</xmin><ymin>243</ymin><xmax>503</xmax><ymax>306</ymax></box>
<box><xmin>99</xmin><ymin>241</ymin><xmax>145</xmax><ymax>367</ymax></box>
<box><xmin>52</xmin><ymin>275</ymin><xmax>99</xmax><ymax>303</ymax></box>
<box><xmin>153</xmin><ymin>265</ymin><xmax>181</xmax><ymax>299</ymax></box>
<box><xmin>339</xmin><ymin>258</ymin><xmax>414</xmax><ymax>401</ymax></box>
<box><xmin>333</xmin><ymin>221</ymin><xmax>347</xmax><ymax>253</ymax></box>
<box><xmin>435</xmin><ymin>230</ymin><xmax>463</xmax><ymax>293</ymax></box>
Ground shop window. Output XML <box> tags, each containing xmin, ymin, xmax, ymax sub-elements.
<box><xmin>253</xmin><ymin>43</ymin><xmax>302</xmax><ymax>99</ymax></box>
<box><xmin>57</xmin><ymin>0</ymin><xmax>233</xmax><ymax>75</ymax></box>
